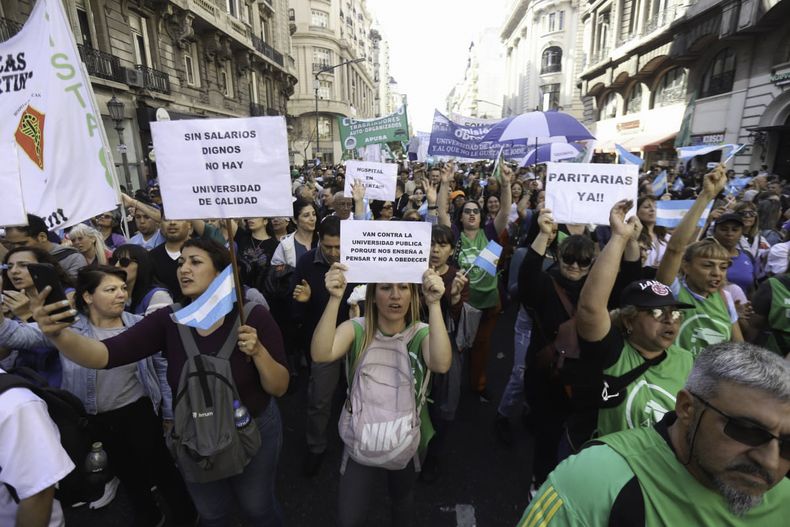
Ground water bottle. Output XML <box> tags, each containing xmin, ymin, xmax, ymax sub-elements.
<box><xmin>233</xmin><ymin>400</ymin><xmax>251</xmax><ymax>429</ymax></box>
<box><xmin>84</xmin><ymin>442</ymin><xmax>108</xmax><ymax>473</ymax></box>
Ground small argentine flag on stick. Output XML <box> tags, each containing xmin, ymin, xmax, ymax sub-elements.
<box><xmin>651</xmin><ymin>170</ymin><xmax>668</xmax><ymax>197</ymax></box>
<box><xmin>462</xmin><ymin>240</ymin><xmax>503</xmax><ymax>277</ymax></box>
<box><xmin>171</xmin><ymin>265</ymin><xmax>237</xmax><ymax>330</ymax></box>
<box><xmin>655</xmin><ymin>200</ymin><xmax>713</xmax><ymax>229</ymax></box>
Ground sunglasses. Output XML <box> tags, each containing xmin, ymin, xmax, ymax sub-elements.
<box><xmin>111</xmin><ymin>256</ymin><xmax>136</xmax><ymax>267</ymax></box>
<box><xmin>639</xmin><ymin>307</ymin><xmax>683</xmax><ymax>322</ymax></box>
<box><xmin>560</xmin><ymin>254</ymin><xmax>592</xmax><ymax>268</ymax></box>
<box><xmin>691</xmin><ymin>392</ymin><xmax>790</xmax><ymax>460</ymax></box>
<box><xmin>381</xmin><ymin>204</ymin><xmax>393</xmax><ymax>210</ymax></box>
<box><xmin>740</xmin><ymin>210</ymin><xmax>757</xmax><ymax>217</ymax></box>
<box><xmin>462</xmin><ymin>208</ymin><xmax>480</xmax><ymax>215</ymax></box>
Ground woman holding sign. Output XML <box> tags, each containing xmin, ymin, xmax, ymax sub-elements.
<box><xmin>438</xmin><ymin>162</ymin><xmax>512</xmax><ymax>400</ymax></box>
<box><xmin>312</xmin><ymin>263</ymin><xmax>452</xmax><ymax>527</ymax></box>
<box><xmin>28</xmin><ymin>239</ymin><xmax>290</xmax><ymax>527</ymax></box>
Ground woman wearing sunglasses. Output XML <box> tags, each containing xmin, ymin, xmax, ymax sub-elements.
<box><xmin>111</xmin><ymin>244</ymin><xmax>172</xmax><ymax>316</ymax></box>
<box><xmin>572</xmin><ymin>199</ymin><xmax>694</xmax><ymax>450</ymax></box>
<box><xmin>92</xmin><ymin>210</ymin><xmax>127</xmax><ymax>251</ymax></box>
<box><xmin>656</xmin><ymin>165</ymin><xmax>744</xmax><ymax>358</ymax></box>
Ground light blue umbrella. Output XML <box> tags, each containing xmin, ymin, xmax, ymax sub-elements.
<box><xmin>482</xmin><ymin>111</ymin><xmax>595</xmax><ymax>145</ymax></box>
<box><xmin>518</xmin><ymin>142</ymin><xmax>583</xmax><ymax>166</ymax></box>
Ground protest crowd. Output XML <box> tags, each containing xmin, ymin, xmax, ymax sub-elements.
<box><xmin>1</xmin><ymin>145</ymin><xmax>789</xmax><ymax>527</ymax></box>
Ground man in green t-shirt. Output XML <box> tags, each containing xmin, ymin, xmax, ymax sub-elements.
<box><xmin>518</xmin><ymin>342</ymin><xmax>790</xmax><ymax>526</ymax></box>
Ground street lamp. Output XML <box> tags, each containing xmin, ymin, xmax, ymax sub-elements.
<box><xmin>314</xmin><ymin>57</ymin><xmax>365</xmax><ymax>163</ymax></box>
<box><xmin>106</xmin><ymin>95</ymin><xmax>134</xmax><ymax>191</ymax></box>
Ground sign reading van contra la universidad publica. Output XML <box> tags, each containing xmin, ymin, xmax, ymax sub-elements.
<box><xmin>338</xmin><ymin>105</ymin><xmax>409</xmax><ymax>150</ymax></box>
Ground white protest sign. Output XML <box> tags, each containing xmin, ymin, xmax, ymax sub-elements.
<box><xmin>341</xmin><ymin>220</ymin><xmax>431</xmax><ymax>283</ymax></box>
<box><xmin>343</xmin><ymin>160</ymin><xmax>397</xmax><ymax>201</ymax></box>
<box><xmin>150</xmin><ymin>116</ymin><xmax>292</xmax><ymax>219</ymax></box>
<box><xmin>545</xmin><ymin>163</ymin><xmax>638</xmax><ymax>225</ymax></box>
<box><xmin>0</xmin><ymin>144</ymin><xmax>28</xmax><ymax>226</ymax></box>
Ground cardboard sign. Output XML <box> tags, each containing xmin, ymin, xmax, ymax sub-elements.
<box><xmin>0</xmin><ymin>144</ymin><xmax>28</xmax><ymax>226</ymax></box>
<box><xmin>151</xmin><ymin>116</ymin><xmax>292</xmax><ymax>219</ymax></box>
<box><xmin>545</xmin><ymin>163</ymin><xmax>638</xmax><ymax>225</ymax></box>
<box><xmin>341</xmin><ymin>220</ymin><xmax>431</xmax><ymax>283</ymax></box>
<box><xmin>343</xmin><ymin>160</ymin><xmax>397</xmax><ymax>201</ymax></box>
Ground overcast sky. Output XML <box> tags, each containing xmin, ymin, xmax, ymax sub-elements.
<box><xmin>366</xmin><ymin>0</ymin><xmax>507</xmax><ymax>132</ymax></box>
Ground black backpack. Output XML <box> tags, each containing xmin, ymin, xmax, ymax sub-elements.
<box><xmin>0</xmin><ymin>367</ymin><xmax>106</xmax><ymax>506</ymax></box>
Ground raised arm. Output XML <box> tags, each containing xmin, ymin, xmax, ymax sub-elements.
<box><xmin>352</xmin><ymin>179</ymin><xmax>366</xmax><ymax>220</ymax></box>
<box><xmin>577</xmin><ymin>200</ymin><xmax>642</xmax><ymax>342</ymax></box>
<box><xmin>530</xmin><ymin>208</ymin><xmax>556</xmax><ymax>256</ymax></box>
<box><xmin>493</xmin><ymin>165</ymin><xmax>513</xmax><ymax>235</ymax></box>
<box><xmin>420</xmin><ymin>269</ymin><xmax>452</xmax><ymax>373</ymax></box>
<box><xmin>311</xmin><ymin>263</ymin><xmax>355</xmax><ymax>363</ymax></box>
<box><xmin>437</xmin><ymin>162</ymin><xmax>454</xmax><ymax>228</ymax></box>
<box><xmin>655</xmin><ymin>165</ymin><xmax>727</xmax><ymax>285</ymax></box>
<box><xmin>121</xmin><ymin>193</ymin><xmax>161</xmax><ymax>222</ymax></box>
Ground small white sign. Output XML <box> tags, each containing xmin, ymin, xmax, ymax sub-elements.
<box><xmin>343</xmin><ymin>160</ymin><xmax>397</xmax><ymax>201</ymax></box>
<box><xmin>706</xmin><ymin>162</ymin><xmax>718</xmax><ymax>169</ymax></box>
<box><xmin>151</xmin><ymin>116</ymin><xmax>293</xmax><ymax>219</ymax></box>
<box><xmin>0</xmin><ymin>144</ymin><xmax>28</xmax><ymax>226</ymax></box>
<box><xmin>116</xmin><ymin>144</ymin><xmax>127</xmax><ymax>154</ymax></box>
<box><xmin>545</xmin><ymin>162</ymin><xmax>638</xmax><ymax>225</ymax></box>
<box><xmin>341</xmin><ymin>220</ymin><xmax>431</xmax><ymax>283</ymax></box>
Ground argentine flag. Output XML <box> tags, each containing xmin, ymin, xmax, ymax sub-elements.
<box><xmin>676</xmin><ymin>144</ymin><xmax>745</xmax><ymax>162</ymax></box>
<box><xmin>473</xmin><ymin>240</ymin><xmax>503</xmax><ymax>276</ymax></box>
<box><xmin>672</xmin><ymin>176</ymin><xmax>685</xmax><ymax>192</ymax></box>
<box><xmin>616</xmin><ymin>144</ymin><xmax>645</xmax><ymax>167</ymax></box>
<box><xmin>724</xmin><ymin>176</ymin><xmax>752</xmax><ymax>196</ymax></box>
<box><xmin>655</xmin><ymin>200</ymin><xmax>713</xmax><ymax>228</ymax></box>
<box><xmin>651</xmin><ymin>170</ymin><xmax>668</xmax><ymax>197</ymax></box>
<box><xmin>171</xmin><ymin>265</ymin><xmax>237</xmax><ymax>330</ymax></box>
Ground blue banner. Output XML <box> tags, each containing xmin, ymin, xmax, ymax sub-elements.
<box><xmin>427</xmin><ymin>111</ymin><xmax>528</xmax><ymax>160</ymax></box>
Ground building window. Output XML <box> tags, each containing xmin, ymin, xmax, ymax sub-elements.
<box><xmin>596</xmin><ymin>10</ymin><xmax>611</xmax><ymax>56</ymax></box>
<box><xmin>600</xmin><ymin>91</ymin><xmax>619</xmax><ymax>119</ymax></box>
<box><xmin>548</xmin><ymin>13</ymin><xmax>556</xmax><ymax>32</ymax></box>
<box><xmin>261</xmin><ymin>16</ymin><xmax>272</xmax><ymax>42</ymax></box>
<box><xmin>540</xmin><ymin>83</ymin><xmax>560</xmax><ymax>111</ymax></box>
<box><xmin>701</xmin><ymin>48</ymin><xmax>736</xmax><ymax>98</ymax></box>
<box><xmin>652</xmin><ymin>67</ymin><xmax>687</xmax><ymax>108</ymax></box>
<box><xmin>184</xmin><ymin>42</ymin><xmax>200</xmax><ymax>87</ymax></box>
<box><xmin>220</xmin><ymin>60</ymin><xmax>234</xmax><ymax>98</ymax></box>
<box><xmin>226</xmin><ymin>0</ymin><xmax>238</xmax><ymax>18</ymax></box>
<box><xmin>318</xmin><ymin>79</ymin><xmax>333</xmax><ymax>100</ymax></box>
<box><xmin>559</xmin><ymin>11</ymin><xmax>565</xmax><ymax>30</ymax></box>
<box><xmin>541</xmin><ymin>46</ymin><xmax>562</xmax><ymax>74</ymax></box>
<box><xmin>311</xmin><ymin>9</ymin><xmax>329</xmax><ymax>28</ymax></box>
<box><xmin>129</xmin><ymin>13</ymin><xmax>152</xmax><ymax>68</ymax></box>
<box><xmin>250</xmin><ymin>70</ymin><xmax>259</xmax><ymax>104</ymax></box>
<box><xmin>625</xmin><ymin>84</ymin><xmax>642</xmax><ymax>114</ymax></box>
<box><xmin>313</xmin><ymin>47</ymin><xmax>332</xmax><ymax>70</ymax></box>
<box><xmin>318</xmin><ymin>116</ymin><xmax>333</xmax><ymax>141</ymax></box>
<box><xmin>76</xmin><ymin>7</ymin><xmax>93</xmax><ymax>47</ymax></box>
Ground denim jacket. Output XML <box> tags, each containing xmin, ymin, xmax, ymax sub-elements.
<box><xmin>0</xmin><ymin>312</ymin><xmax>173</xmax><ymax>420</ymax></box>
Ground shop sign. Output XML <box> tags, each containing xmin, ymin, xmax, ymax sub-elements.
<box><xmin>770</xmin><ymin>71</ymin><xmax>790</xmax><ymax>85</ymax></box>
<box><xmin>690</xmin><ymin>133</ymin><xmax>725</xmax><ymax>146</ymax></box>
<box><xmin>617</xmin><ymin>120</ymin><xmax>641</xmax><ymax>132</ymax></box>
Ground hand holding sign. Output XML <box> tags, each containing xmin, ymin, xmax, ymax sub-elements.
<box><xmin>351</xmin><ymin>179</ymin><xmax>366</xmax><ymax>203</ymax></box>
<box><xmin>343</xmin><ymin>161</ymin><xmax>397</xmax><ymax>201</ymax></box>
<box><xmin>422</xmin><ymin>269</ymin><xmax>445</xmax><ymax>306</ymax></box>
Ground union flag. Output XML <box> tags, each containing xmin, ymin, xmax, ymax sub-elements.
<box><xmin>15</xmin><ymin>105</ymin><xmax>45</xmax><ymax>170</ymax></box>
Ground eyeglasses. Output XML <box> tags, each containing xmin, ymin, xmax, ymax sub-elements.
<box><xmin>110</xmin><ymin>257</ymin><xmax>136</xmax><ymax>267</ymax></box>
<box><xmin>560</xmin><ymin>254</ymin><xmax>592</xmax><ymax>268</ymax></box>
<box><xmin>638</xmin><ymin>307</ymin><xmax>683</xmax><ymax>322</ymax></box>
<box><xmin>462</xmin><ymin>208</ymin><xmax>480</xmax><ymax>215</ymax></box>
<box><xmin>740</xmin><ymin>210</ymin><xmax>757</xmax><ymax>217</ymax></box>
<box><xmin>690</xmin><ymin>392</ymin><xmax>790</xmax><ymax>460</ymax></box>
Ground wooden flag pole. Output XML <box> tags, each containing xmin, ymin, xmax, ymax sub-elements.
<box><xmin>225</xmin><ymin>218</ymin><xmax>246</xmax><ymax>324</ymax></box>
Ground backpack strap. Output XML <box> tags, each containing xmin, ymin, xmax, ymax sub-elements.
<box><xmin>601</xmin><ymin>350</ymin><xmax>668</xmax><ymax>403</ymax></box>
<box><xmin>550</xmin><ymin>277</ymin><xmax>576</xmax><ymax>318</ymax></box>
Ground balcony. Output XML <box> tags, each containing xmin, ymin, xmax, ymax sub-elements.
<box><xmin>77</xmin><ymin>44</ymin><xmax>125</xmax><ymax>83</ymax></box>
<box><xmin>614</xmin><ymin>5</ymin><xmax>679</xmax><ymax>49</ymax></box>
<box><xmin>251</xmin><ymin>34</ymin><xmax>284</xmax><ymax>67</ymax></box>
<box><xmin>136</xmin><ymin>65</ymin><xmax>170</xmax><ymax>94</ymax></box>
<box><xmin>588</xmin><ymin>47</ymin><xmax>611</xmax><ymax>67</ymax></box>
<box><xmin>541</xmin><ymin>63</ymin><xmax>562</xmax><ymax>74</ymax></box>
<box><xmin>0</xmin><ymin>16</ymin><xmax>22</xmax><ymax>42</ymax></box>
<box><xmin>250</xmin><ymin>102</ymin><xmax>266</xmax><ymax>116</ymax></box>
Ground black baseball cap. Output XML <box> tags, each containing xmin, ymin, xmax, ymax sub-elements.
<box><xmin>715</xmin><ymin>213</ymin><xmax>744</xmax><ymax>227</ymax></box>
<box><xmin>620</xmin><ymin>279</ymin><xmax>694</xmax><ymax>309</ymax></box>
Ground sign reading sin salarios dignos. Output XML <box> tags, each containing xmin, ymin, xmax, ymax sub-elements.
<box><xmin>340</xmin><ymin>220</ymin><xmax>431</xmax><ymax>283</ymax></box>
<box><xmin>544</xmin><ymin>163</ymin><xmax>638</xmax><ymax>225</ymax></box>
<box><xmin>337</xmin><ymin>106</ymin><xmax>409</xmax><ymax>150</ymax></box>
<box><xmin>151</xmin><ymin>116</ymin><xmax>293</xmax><ymax>219</ymax></box>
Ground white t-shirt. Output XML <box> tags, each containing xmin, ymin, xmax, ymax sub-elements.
<box><xmin>0</xmin><ymin>371</ymin><xmax>75</xmax><ymax>527</ymax></box>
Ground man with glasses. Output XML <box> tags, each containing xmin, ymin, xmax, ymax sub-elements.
<box><xmin>2</xmin><ymin>214</ymin><xmax>87</xmax><ymax>280</ymax></box>
<box><xmin>519</xmin><ymin>342</ymin><xmax>790</xmax><ymax>526</ymax></box>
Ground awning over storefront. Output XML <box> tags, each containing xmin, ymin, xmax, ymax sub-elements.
<box><xmin>620</xmin><ymin>131</ymin><xmax>676</xmax><ymax>152</ymax></box>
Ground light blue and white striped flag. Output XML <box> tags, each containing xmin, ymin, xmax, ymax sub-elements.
<box><xmin>676</xmin><ymin>144</ymin><xmax>745</xmax><ymax>161</ymax></box>
<box><xmin>672</xmin><ymin>176</ymin><xmax>685</xmax><ymax>192</ymax></box>
<box><xmin>651</xmin><ymin>170</ymin><xmax>668</xmax><ymax>196</ymax></box>
<box><xmin>655</xmin><ymin>200</ymin><xmax>713</xmax><ymax>228</ymax></box>
<box><xmin>473</xmin><ymin>240</ymin><xmax>502</xmax><ymax>276</ymax></box>
<box><xmin>724</xmin><ymin>176</ymin><xmax>752</xmax><ymax>196</ymax></box>
<box><xmin>171</xmin><ymin>265</ymin><xmax>237</xmax><ymax>330</ymax></box>
<box><xmin>616</xmin><ymin>144</ymin><xmax>645</xmax><ymax>167</ymax></box>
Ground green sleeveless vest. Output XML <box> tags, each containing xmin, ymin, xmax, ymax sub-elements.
<box><xmin>458</xmin><ymin>230</ymin><xmax>498</xmax><ymax>309</ymax></box>
<box><xmin>600</xmin><ymin>425</ymin><xmax>790</xmax><ymax>526</ymax></box>
<box><xmin>763</xmin><ymin>277</ymin><xmax>790</xmax><ymax>355</ymax></box>
<box><xmin>596</xmin><ymin>342</ymin><xmax>693</xmax><ymax>437</ymax></box>
<box><xmin>676</xmin><ymin>286</ymin><xmax>732</xmax><ymax>358</ymax></box>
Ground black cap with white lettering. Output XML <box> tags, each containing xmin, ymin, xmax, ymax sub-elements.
<box><xmin>619</xmin><ymin>279</ymin><xmax>694</xmax><ymax>309</ymax></box>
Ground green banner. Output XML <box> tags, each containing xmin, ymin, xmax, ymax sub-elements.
<box><xmin>338</xmin><ymin>106</ymin><xmax>409</xmax><ymax>150</ymax></box>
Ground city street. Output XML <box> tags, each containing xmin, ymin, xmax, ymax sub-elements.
<box><xmin>66</xmin><ymin>303</ymin><xmax>535</xmax><ymax>527</ymax></box>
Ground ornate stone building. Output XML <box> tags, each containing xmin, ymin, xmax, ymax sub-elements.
<box><xmin>0</xmin><ymin>0</ymin><xmax>297</xmax><ymax>190</ymax></box>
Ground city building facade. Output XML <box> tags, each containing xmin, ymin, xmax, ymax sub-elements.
<box><xmin>287</xmin><ymin>0</ymin><xmax>383</xmax><ymax>165</ymax></box>
<box><xmin>446</xmin><ymin>27</ymin><xmax>505</xmax><ymax>119</ymax></box>
<box><xmin>0</xmin><ymin>0</ymin><xmax>297</xmax><ymax>191</ymax></box>
<box><xmin>501</xmin><ymin>0</ymin><xmax>584</xmax><ymax>119</ymax></box>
